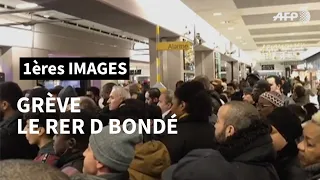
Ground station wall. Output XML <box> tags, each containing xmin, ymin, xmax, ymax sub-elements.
<box><xmin>0</xmin><ymin>23</ymin><xmax>137</xmax><ymax>90</ymax></box>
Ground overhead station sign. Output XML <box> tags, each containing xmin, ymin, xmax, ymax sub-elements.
<box><xmin>156</xmin><ymin>41</ymin><xmax>191</xmax><ymax>51</ymax></box>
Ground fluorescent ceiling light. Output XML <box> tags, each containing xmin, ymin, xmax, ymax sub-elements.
<box><xmin>43</xmin><ymin>15</ymin><xmax>50</xmax><ymax>18</ymax></box>
<box><xmin>242</xmin><ymin>42</ymin><xmax>247</xmax><ymax>45</ymax></box>
<box><xmin>228</xmin><ymin>27</ymin><xmax>234</xmax><ymax>30</ymax></box>
<box><xmin>213</xmin><ymin>12</ymin><xmax>222</xmax><ymax>16</ymax></box>
<box><xmin>286</xmin><ymin>40</ymin><xmax>291</xmax><ymax>42</ymax></box>
<box><xmin>290</xmin><ymin>33</ymin><xmax>295</xmax><ymax>35</ymax></box>
<box><xmin>16</xmin><ymin>3</ymin><xmax>38</xmax><ymax>9</ymax></box>
<box><xmin>236</xmin><ymin>36</ymin><xmax>242</xmax><ymax>39</ymax></box>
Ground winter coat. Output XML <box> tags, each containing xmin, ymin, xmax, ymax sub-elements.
<box><xmin>0</xmin><ymin>111</ymin><xmax>38</xmax><ymax>160</ymax></box>
<box><xmin>305</xmin><ymin>163</ymin><xmax>320</xmax><ymax>180</ymax></box>
<box><xmin>159</xmin><ymin>114</ymin><xmax>216</xmax><ymax>164</ymax></box>
<box><xmin>273</xmin><ymin>143</ymin><xmax>307</xmax><ymax>180</ymax></box>
<box><xmin>56</xmin><ymin>151</ymin><xmax>84</xmax><ymax>176</ymax></box>
<box><xmin>33</xmin><ymin>141</ymin><xmax>59</xmax><ymax>166</ymax></box>
<box><xmin>162</xmin><ymin>120</ymin><xmax>280</xmax><ymax>180</ymax></box>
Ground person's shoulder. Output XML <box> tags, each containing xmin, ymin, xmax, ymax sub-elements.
<box><xmin>0</xmin><ymin>121</ymin><xmax>19</xmax><ymax>137</ymax></box>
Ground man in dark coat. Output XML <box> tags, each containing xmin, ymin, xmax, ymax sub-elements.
<box><xmin>268</xmin><ymin>107</ymin><xmax>306</xmax><ymax>180</ymax></box>
<box><xmin>0</xmin><ymin>82</ymin><xmax>38</xmax><ymax>160</ymax></box>
<box><xmin>159</xmin><ymin>81</ymin><xmax>216</xmax><ymax>164</ymax></box>
<box><xmin>163</xmin><ymin>101</ymin><xmax>280</xmax><ymax>180</ymax></box>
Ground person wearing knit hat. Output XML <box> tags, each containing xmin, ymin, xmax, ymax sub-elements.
<box><xmin>267</xmin><ymin>107</ymin><xmax>306</xmax><ymax>180</ymax></box>
<box><xmin>71</xmin><ymin>124</ymin><xmax>143</xmax><ymax>180</ymax></box>
<box><xmin>257</xmin><ymin>91</ymin><xmax>284</xmax><ymax>118</ymax></box>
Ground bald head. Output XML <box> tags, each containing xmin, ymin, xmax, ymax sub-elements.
<box><xmin>0</xmin><ymin>160</ymin><xmax>69</xmax><ymax>180</ymax></box>
<box><xmin>222</xmin><ymin>101</ymin><xmax>260</xmax><ymax>130</ymax></box>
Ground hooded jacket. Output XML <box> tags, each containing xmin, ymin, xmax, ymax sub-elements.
<box><xmin>163</xmin><ymin>121</ymin><xmax>280</xmax><ymax>180</ymax></box>
<box><xmin>128</xmin><ymin>141</ymin><xmax>171</xmax><ymax>180</ymax></box>
<box><xmin>215</xmin><ymin>120</ymin><xmax>279</xmax><ymax>180</ymax></box>
<box><xmin>163</xmin><ymin>121</ymin><xmax>279</xmax><ymax>180</ymax></box>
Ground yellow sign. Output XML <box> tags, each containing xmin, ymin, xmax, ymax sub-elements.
<box><xmin>156</xmin><ymin>41</ymin><xmax>191</xmax><ymax>51</ymax></box>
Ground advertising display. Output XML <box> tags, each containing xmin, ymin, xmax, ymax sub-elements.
<box><xmin>43</xmin><ymin>80</ymin><xmax>81</xmax><ymax>89</ymax></box>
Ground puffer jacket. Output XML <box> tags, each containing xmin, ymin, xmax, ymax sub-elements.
<box><xmin>128</xmin><ymin>141</ymin><xmax>171</xmax><ymax>180</ymax></box>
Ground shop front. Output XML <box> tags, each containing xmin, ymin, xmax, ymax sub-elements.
<box><xmin>294</xmin><ymin>52</ymin><xmax>320</xmax><ymax>91</ymax></box>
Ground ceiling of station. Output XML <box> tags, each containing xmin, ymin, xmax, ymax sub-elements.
<box><xmin>1</xmin><ymin>0</ymin><xmax>320</xmax><ymax>62</ymax></box>
<box><xmin>182</xmin><ymin>0</ymin><xmax>320</xmax><ymax>61</ymax></box>
<box><xmin>22</xmin><ymin>0</ymin><xmax>178</xmax><ymax>39</ymax></box>
<box><xmin>0</xmin><ymin>0</ymin><xmax>166</xmax><ymax>60</ymax></box>
<box><xmin>0</xmin><ymin>0</ymin><xmax>150</xmax><ymax>43</ymax></box>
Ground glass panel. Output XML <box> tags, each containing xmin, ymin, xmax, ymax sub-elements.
<box><xmin>184</xmin><ymin>73</ymin><xmax>195</xmax><ymax>82</ymax></box>
<box><xmin>183</xmin><ymin>47</ymin><xmax>195</xmax><ymax>71</ymax></box>
<box><xmin>215</xmin><ymin>52</ymin><xmax>221</xmax><ymax>79</ymax></box>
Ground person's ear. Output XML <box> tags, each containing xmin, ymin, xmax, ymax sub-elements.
<box><xmin>38</xmin><ymin>127</ymin><xmax>46</xmax><ymax>137</ymax></box>
<box><xmin>153</xmin><ymin>98</ymin><xmax>159</xmax><ymax>103</ymax></box>
<box><xmin>67</xmin><ymin>138</ymin><xmax>76</xmax><ymax>149</ymax></box>
<box><xmin>225</xmin><ymin>125</ymin><xmax>235</xmax><ymax>137</ymax></box>
<box><xmin>1</xmin><ymin>101</ymin><xmax>8</xmax><ymax>111</ymax></box>
<box><xmin>96</xmin><ymin>161</ymin><xmax>104</xmax><ymax>169</ymax></box>
<box><xmin>180</xmin><ymin>101</ymin><xmax>186</xmax><ymax>110</ymax></box>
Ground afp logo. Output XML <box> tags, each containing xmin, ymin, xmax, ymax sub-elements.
<box><xmin>273</xmin><ymin>9</ymin><xmax>311</xmax><ymax>22</ymax></box>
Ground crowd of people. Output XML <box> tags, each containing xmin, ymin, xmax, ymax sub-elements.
<box><xmin>0</xmin><ymin>73</ymin><xmax>320</xmax><ymax>180</ymax></box>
